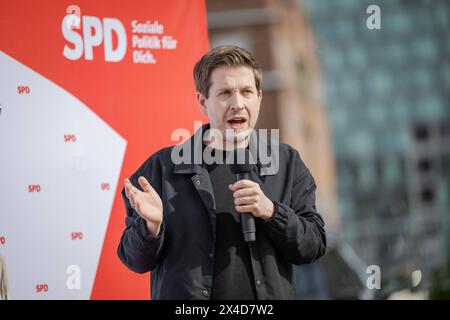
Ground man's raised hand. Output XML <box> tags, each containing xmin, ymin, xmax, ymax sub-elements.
<box><xmin>124</xmin><ymin>176</ymin><xmax>163</xmax><ymax>236</ymax></box>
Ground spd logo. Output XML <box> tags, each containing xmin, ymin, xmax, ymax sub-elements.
<box><xmin>62</xmin><ymin>10</ymin><xmax>127</xmax><ymax>62</ymax></box>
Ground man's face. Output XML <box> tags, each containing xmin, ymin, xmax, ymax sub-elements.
<box><xmin>197</xmin><ymin>66</ymin><xmax>262</xmax><ymax>145</ymax></box>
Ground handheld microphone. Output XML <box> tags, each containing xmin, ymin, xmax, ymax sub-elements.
<box><xmin>230</xmin><ymin>149</ymin><xmax>256</xmax><ymax>243</ymax></box>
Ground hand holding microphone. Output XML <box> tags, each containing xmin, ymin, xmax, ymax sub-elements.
<box><xmin>229</xmin><ymin>149</ymin><xmax>275</xmax><ymax>242</ymax></box>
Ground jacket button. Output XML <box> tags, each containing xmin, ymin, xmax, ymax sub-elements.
<box><xmin>209</xmin><ymin>253</ymin><xmax>214</xmax><ymax>259</ymax></box>
<box><xmin>202</xmin><ymin>290</ymin><xmax>209</xmax><ymax>297</ymax></box>
<box><xmin>256</xmin><ymin>280</ymin><xmax>261</xmax><ymax>286</ymax></box>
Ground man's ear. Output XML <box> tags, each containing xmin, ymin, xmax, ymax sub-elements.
<box><xmin>197</xmin><ymin>92</ymin><xmax>208</xmax><ymax>116</ymax></box>
<box><xmin>258</xmin><ymin>89</ymin><xmax>263</xmax><ymax>102</ymax></box>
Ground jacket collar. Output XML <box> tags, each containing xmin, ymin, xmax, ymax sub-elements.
<box><xmin>173</xmin><ymin>123</ymin><xmax>278</xmax><ymax>176</ymax></box>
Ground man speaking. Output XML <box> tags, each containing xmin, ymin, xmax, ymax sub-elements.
<box><xmin>117</xmin><ymin>45</ymin><xmax>326</xmax><ymax>300</ymax></box>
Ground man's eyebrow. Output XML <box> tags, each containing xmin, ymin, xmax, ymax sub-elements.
<box><xmin>216</xmin><ymin>85</ymin><xmax>254</xmax><ymax>91</ymax></box>
<box><xmin>214</xmin><ymin>86</ymin><xmax>232</xmax><ymax>93</ymax></box>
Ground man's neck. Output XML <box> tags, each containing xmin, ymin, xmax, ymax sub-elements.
<box><xmin>203</xmin><ymin>128</ymin><xmax>251</xmax><ymax>150</ymax></box>
<box><xmin>205</xmin><ymin>137</ymin><xmax>249</xmax><ymax>151</ymax></box>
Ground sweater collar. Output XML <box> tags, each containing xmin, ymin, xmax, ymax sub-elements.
<box><xmin>173</xmin><ymin>123</ymin><xmax>278</xmax><ymax>176</ymax></box>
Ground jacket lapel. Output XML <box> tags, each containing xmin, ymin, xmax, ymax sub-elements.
<box><xmin>173</xmin><ymin>123</ymin><xmax>279</xmax><ymax>212</ymax></box>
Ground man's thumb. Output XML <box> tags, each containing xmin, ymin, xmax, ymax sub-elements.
<box><xmin>138</xmin><ymin>176</ymin><xmax>153</xmax><ymax>193</ymax></box>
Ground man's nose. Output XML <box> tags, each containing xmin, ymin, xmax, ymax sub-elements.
<box><xmin>230</xmin><ymin>93</ymin><xmax>244</xmax><ymax>111</ymax></box>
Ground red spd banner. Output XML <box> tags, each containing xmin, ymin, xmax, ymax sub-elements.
<box><xmin>0</xmin><ymin>0</ymin><xmax>208</xmax><ymax>299</ymax></box>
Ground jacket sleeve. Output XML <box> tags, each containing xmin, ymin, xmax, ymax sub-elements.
<box><xmin>117</xmin><ymin>158</ymin><xmax>165</xmax><ymax>274</ymax></box>
<box><xmin>261</xmin><ymin>151</ymin><xmax>326</xmax><ymax>265</ymax></box>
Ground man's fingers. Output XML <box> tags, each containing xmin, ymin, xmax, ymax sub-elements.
<box><xmin>233</xmin><ymin>188</ymin><xmax>257</xmax><ymax>198</ymax></box>
<box><xmin>125</xmin><ymin>178</ymin><xmax>142</xmax><ymax>194</ymax></box>
<box><xmin>234</xmin><ymin>196</ymin><xmax>257</xmax><ymax>206</ymax></box>
<box><xmin>235</xmin><ymin>205</ymin><xmax>254</xmax><ymax>213</ymax></box>
<box><xmin>128</xmin><ymin>187</ymin><xmax>136</xmax><ymax>208</ymax></box>
<box><xmin>124</xmin><ymin>178</ymin><xmax>131</xmax><ymax>198</ymax></box>
<box><xmin>229</xmin><ymin>179</ymin><xmax>255</xmax><ymax>191</ymax></box>
<box><xmin>124</xmin><ymin>178</ymin><xmax>141</xmax><ymax>207</ymax></box>
<box><xmin>138</xmin><ymin>176</ymin><xmax>154</xmax><ymax>194</ymax></box>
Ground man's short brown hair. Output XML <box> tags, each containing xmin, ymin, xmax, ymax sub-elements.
<box><xmin>193</xmin><ymin>45</ymin><xmax>262</xmax><ymax>99</ymax></box>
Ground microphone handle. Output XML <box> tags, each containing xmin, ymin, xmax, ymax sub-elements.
<box><xmin>236</xmin><ymin>172</ymin><xmax>256</xmax><ymax>242</ymax></box>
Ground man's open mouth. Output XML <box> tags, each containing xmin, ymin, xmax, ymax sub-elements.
<box><xmin>227</xmin><ymin>117</ymin><xmax>247</xmax><ymax>129</ymax></box>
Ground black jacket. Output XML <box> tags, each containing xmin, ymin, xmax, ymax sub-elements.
<box><xmin>118</xmin><ymin>124</ymin><xmax>326</xmax><ymax>299</ymax></box>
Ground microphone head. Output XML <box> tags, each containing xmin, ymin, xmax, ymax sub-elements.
<box><xmin>230</xmin><ymin>148</ymin><xmax>255</xmax><ymax>174</ymax></box>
